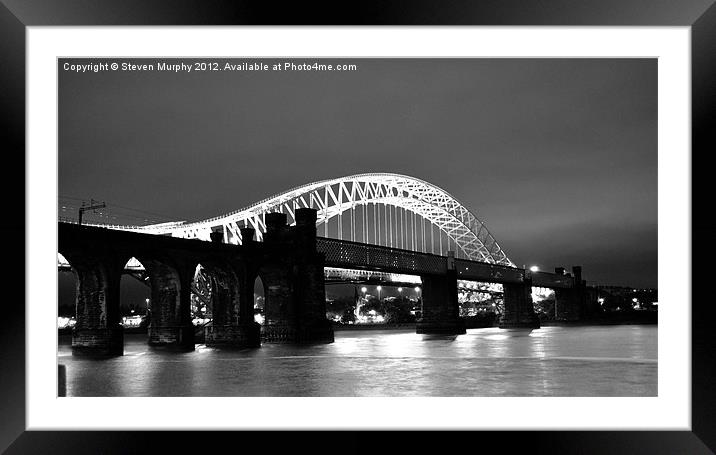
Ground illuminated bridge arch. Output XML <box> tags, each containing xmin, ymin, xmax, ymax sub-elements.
<box><xmin>102</xmin><ymin>173</ymin><xmax>514</xmax><ymax>266</ymax></box>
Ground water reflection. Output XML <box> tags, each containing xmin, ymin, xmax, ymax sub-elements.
<box><xmin>59</xmin><ymin>325</ymin><xmax>657</xmax><ymax>397</ymax></box>
<box><xmin>420</xmin><ymin>334</ymin><xmax>458</xmax><ymax>342</ymax></box>
<box><xmin>497</xmin><ymin>328</ymin><xmax>534</xmax><ymax>337</ymax></box>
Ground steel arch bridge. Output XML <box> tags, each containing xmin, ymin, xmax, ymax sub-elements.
<box><xmin>96</xmin><ymin>173</ymin><xmax>514</xmax><ymax>266</ymax></box>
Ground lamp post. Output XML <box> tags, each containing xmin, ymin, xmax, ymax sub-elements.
<box><xmin>357</xmin><ymin>287</ymin><xmax>367</xmax><ymax>321</ymax></box>
<box><xmin>145</xmin><ymin>298</ymin><xmax>151</xmax><ymax>325</ymax></box>
<box><xmin>398</xmin><ymin>287</ymin><xmax>403</xmax><ymax>302</ymax></box>
<box><xmin>376</xmin><ymin>285</ymin><xmax>382</xmax><ymax>302</ymax></box>
<box><xmin>78</xmin><ymin>199</ymin><xmax>106</xmax><ymax>226</ymax></box>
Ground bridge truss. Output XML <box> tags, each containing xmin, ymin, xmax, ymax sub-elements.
<box><xmin>89</xmin><ymin>173</ymin><xmax>514</xmax><ymax>265</ymax></box>
<box><xmin>324</xmin><ymin>267</ymin><xmax>422</xmax><ymax>285</ymax></box>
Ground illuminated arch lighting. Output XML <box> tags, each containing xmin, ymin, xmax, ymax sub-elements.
<box><xmin>87</xmin><ymin>173</ymin><xmax>514</xmax><ymax>266</ymax></box>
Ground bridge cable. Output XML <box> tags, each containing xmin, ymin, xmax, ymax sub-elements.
<box><xmin>431</xmin><ymin>223</ymin><xmax>435</xmax><ymax>254</ymax></box>
<box><xmin>384</xmin><ymin>204</ymin><xmax>387</xmax><ymax>247</ymax></box>
<box><xmin>404</xmin><ymin>207</ymin><xmax>408</xmax><ymax>250</ymax></box>
<box><xmin>376</xmin><ymin>202</ymin><xmax>380</xmax><ymax>246</ymax></box>
<box><xmin>439</xmin><ymin>228</ymin><xmax>443</xmax><ymax>256</ymax></box>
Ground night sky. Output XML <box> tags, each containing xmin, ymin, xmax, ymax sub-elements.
<box><xmin>59</xmin><ymin>58</ymin><xmax>657</xmax><ymax>289</ymax></box>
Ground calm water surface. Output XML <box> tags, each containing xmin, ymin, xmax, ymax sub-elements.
<box><xmin>58</xmin><ymin>325</ymin><xmax>657</xmax><ymax>397</ymax></box>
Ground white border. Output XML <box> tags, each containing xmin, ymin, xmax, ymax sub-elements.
<box><xmin>27</xmin><ymin>27</ymin><xmax>690</xmax><ymax>430</ymax></box>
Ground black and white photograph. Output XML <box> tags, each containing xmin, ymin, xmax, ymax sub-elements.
<box><xmin>2</xmin><ymin>0</ymin><xmax>712</xmax><ymax>450</ymax></box>
<box><xmin>56</xmin><ymin>57</ymin><xmax>658</xmax><ymax>398</ymax></box>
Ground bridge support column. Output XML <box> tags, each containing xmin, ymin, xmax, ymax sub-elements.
<box><xmin>203</xmin><ymin>273</ymin><xmax>261</xmax><ymax>348</ymax></box>
<box><xmin>146</xmin><ymin>262</ymin><xmax>194</xmax><ymax>350</ymax></box>
<box><xmin>204</xmin><ymin>234</ymin><xmax>261</xmax><ymax>348</ymax></box>
<box><xmin>417</xmin><ymin>252</ymin><xmax>466</xmax><ymax>335</ymax></box>
<box><xmin>69</xmin><ymin>256</ymin><xmax>124</xmax><ymax>357</ymax></box>
<box><xmin>555</xmin><ymin>266</ymin><xmax>584</xmax><ymax>322</ymax></box>
<box><xmin>555</xmin><ymin>289</ymin><xmax>581</xmax><ymax>321</ymax></box>
<box><xmin>261</xmin><ymin>209</ymin><xmax>334</xmax><ymax>344</ymax></box>
<box><xmin>205</xmin><ymin>322</ymin><xmax>260</xmax><ymax>347</ymax></box>
<box><xmin>500</xmin><ymin>278</ymin><xmax>540</xmax><ymax>329</ymax></box>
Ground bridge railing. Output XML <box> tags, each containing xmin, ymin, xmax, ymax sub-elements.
<box><xmin>316</xmin><ymin>237</ymin><xmax>447</xmax><ymax>275</ymax></box>
<box><xmin>317</xmin><ymin>237</ymin><xmax>575</xmax><ymax>288</ymax></box>
<box><xmin>454</xmin><ymin>258</ymin><xmax>525</xmax><ymax>284</ymax></box>
<box><xmin>531</xmin><ymin>271</ymin><xmax>575</xmax><ymax>289</ymax></box>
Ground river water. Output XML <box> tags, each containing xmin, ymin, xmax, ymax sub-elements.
<box><xmin>58</xmin><ymin>325</ymin><xmax>657</xmax><ymax>397</ymax></box>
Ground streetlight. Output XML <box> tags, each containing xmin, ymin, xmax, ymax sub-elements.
<box><xmin>529</xmin><ymin>265</ymin><xmax>539</xmax><ymax>273</ymax></box>
<box><xmin>398</xmin><ymin>287</ymin><xmax>403</xmax><ymax>302</ymax></box>
<box><xmin>144</xmin><ymin>298</ymin><xmax>151</xmax><ymax>323</ymax></box>
<box><xmin>376</xmin><ymin>285</ymin><xmax>382</xmax><ymax>302</ymax></box>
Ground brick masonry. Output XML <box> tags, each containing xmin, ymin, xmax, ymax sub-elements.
<box><xmin>500</xmin><ymin>279</ymin><xmax>541</xmax><ymax>329</ymax></box>
<box><xmin>59</xmin><ymin>208</ymin><xmax>335</xmax><ymax>355</ymax></box>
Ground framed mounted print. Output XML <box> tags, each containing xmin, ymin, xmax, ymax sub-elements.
<box><xmin>3</xmin><ymin>0</ymin><xmax>714</xmax><ymax>452</ymax></box>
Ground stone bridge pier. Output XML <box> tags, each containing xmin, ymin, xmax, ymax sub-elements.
<box><xmin>555</xmin><ymin>266</ymin><xmax>586</xmax><ymax>322</ymax></box>
<box><xmin>142</xmin><ymin>257</ymin><xmax>195</xmax><ymax>351</ymax></box>
<box><xmin>259</xmin><ymin>209</ymin><xmax>334</xmax><ymax>344</ymax></box>
<box><xmin>416</xmin><ymin>252</ymin><xmax>466</xmax><ymax>335</ymax></box>
<box><xmin>202</xmin><ymin>231</ymin><xmax>261</xmax><ymax>348</ymax></box>
<box><xmin>63</xmin><ymin>251</ymin><xmax>124</xmax><ymax>356</ymax></box>
<box><xmin>499</xmin><ymin>276</ymin><xmax>540</xmax><ymax>329</ymax></box>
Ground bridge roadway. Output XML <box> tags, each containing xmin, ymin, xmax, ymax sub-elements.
<box><xmin>316</xmin><ymin>237</ymin><xmax>575</xmax><ymax>289</ymax></box>
<box><xmin>57</xmin><ymin>208</ymin><xmax>590</xmax><ymax>356</ymax></box>
<box><xmin>59</xmin><ymin>233</ymin><xmax>575</xmax><ymax>290</ymax></box>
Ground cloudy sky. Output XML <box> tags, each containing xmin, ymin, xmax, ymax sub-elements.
<box><xmin>59</xmin><ymin>58</ymin><xmax>657</xmax><ymax>288</ymax></box>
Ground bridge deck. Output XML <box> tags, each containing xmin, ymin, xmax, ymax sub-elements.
<box><xmin>317</xmin><ymin>237</ymin><xmax>574</xmax><ymax>288</ymax></box>
<box><xmin>316</xmin><ymin>236</ymin><xmax>447</xmax><ymax>275</ymax></box>
<box><xmin>57</xmin><ymin>224</ymin><xmax>573</xmax><ymax>289</ymax></box>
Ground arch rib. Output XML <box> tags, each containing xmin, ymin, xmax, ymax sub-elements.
<box><xmin>93</xmin><ymin>173</ymin><xmax>514</xmax><ymax>266</ymax></box>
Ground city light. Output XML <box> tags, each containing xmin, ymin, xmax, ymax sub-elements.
<box><xmin>57</xmin><ymin>316</ymin><xmax>76</xmax><ymax>329</ymax></box>
<box><xmin>361</xmin><ymin>287</ymin><xmax>367</xmax><ymax>293</ymax></box>
<box><xmin>415</xmin><ymin>286</ymin><xmax>421</xmax><ymax>293</ymax></box>
<box><xmin>122</xmin><ymin>315</ymin><xmax>143</xmax><ymax>327</ymax></box>
<box><xmin>529</xmin><ymin>265</ymin><xmax>539</xmax><ymax>272</ymax></box>
<box><xmin>398</xmin><ymin>287</ymin><xmax>403</xmax><ymax>292</ymax></box>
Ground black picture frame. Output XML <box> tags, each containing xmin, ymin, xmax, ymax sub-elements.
<box><xmin>3</xmin><ymin>1</ymin><xmax>714</xmax><ymax>453</ymax></box>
